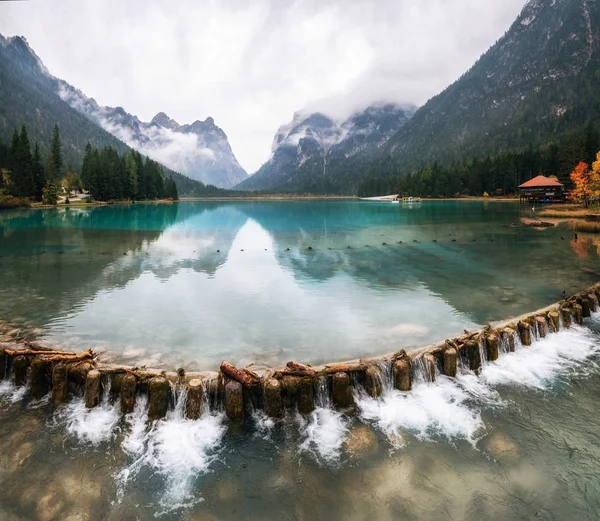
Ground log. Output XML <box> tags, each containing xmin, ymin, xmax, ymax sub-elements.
<box><xmin>225</xmin><ymin>380</ymin><xmax>244</xmax><ymax>421</ymax></box>
<box><xmin>30</xmin><ymin>358</ymin><xmax>50</xmax><ymax>399</ymax></box>
<box><xmin>581</xmin><ymin>298</ymin><xmax>591</xmax><ymax>318</ymax></box>
<box><xmin>486</xmin><ymin>334</ymin><xmax>499</xmax><ymax>362</ymax></box>
<box><xmin>535</xmin><ymin>316</ymin><xmax>547</xmax><ymax>338</ymax></box>
<box><xmin>324</xmin><ymin>362</ymin><xmax>366</xmax><ymax>374</ymax></box>
<box><xmin>393</xmin><ymin>359</ymin><xmax>411</xmax><ymax>391</ymax></box>
<box><xmin>518</xmin><ymin>321</ymin><xmax>532</xmax><ymax>346</ymax></box>
<box><xmin>503</xmin><ymin>328</ymin><xmax>516</xmax><ymax>353</ymax></box>
<box><xmin>561</xmin><ymin>307</ymin><xmax>572</xmax><ymax>329</ymax></box>
<box><xmin>220</xmin><ymin>361</ymin><xmax>260</xmax><ymax>388</ymax></box>
<box><xmin>573</xmin><ymin>303</ymin><xmax>584</xmax><ymax>325</ymax></box>
<box><xmin>84</xmin><ymin>370</ymin><xmax>102</xmax><ymax>409</ymax></box>
<box><xmin>52</xmin><ymin>363</ymin><xmax>69</xmax><ymax>408</ymax></box>
<box><xmin>467</xmin><ymin>341</ymin><xmax>481</xmax><ymax>373</ymax></box>
<box><xmin>120</xmin><ymin>374</ymin><xmax>137</xmax><ymax>415</ymax></box>
<box><xmin>332</xmin><ymin>372</ymin><xmax>353</xmax><ymax>408</ymax></box>
<box><xmin>282</xmin><ymin>360</ymin><xmax>316</xmax><ymax>378</ymax></box>
<box><xmin>365</xmin><ymin>365</ymin><xmax>383</xmax><ymax>398</ymax></box>
<box><xmin>13</xmin><ymin>356</ymin><xmax>29</xmax><ymax>386</ymax></box>
<box><xmin>185</xmin><ymin>379</ymin><xmax>204</xmax><ymax>420</ymax></box>
<box><xmin>424</xmin><ymin>354</ymin><xmax>436</xmax><ymax>383</ymax></box>
<box><xmin>443</xmin><ymin>348</ymin><xmax>457</xmax><ymax>377</ymax></box>
<box><xmin>263</xmin><ymin>378</ymin><xmax>283</xmax><ymax>418</ymax></box>
<box><xmin>548</xmin><ymin>311</ymin><xmax>560</xmax><ymax>333</ymax></box>
<box><xmin>148</xmin><ymin>377</ymin><xmax>170</xmax><ymax>420</ymax></box>
<box><xmin>297</xmin><ymin>376</ymin><xmax>315</xmax><ymax>414</ymax></box>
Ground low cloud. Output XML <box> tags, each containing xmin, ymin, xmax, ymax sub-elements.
<box><xmin>0</xmin><ymin>0</ymin><xmax>527</xmax><ymax>173</ymax></box>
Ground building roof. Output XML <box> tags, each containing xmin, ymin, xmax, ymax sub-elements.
<box><xmin>518</xmin><ymin>175</ymin><xmax>564</xmax><ymax>189</ymax></box>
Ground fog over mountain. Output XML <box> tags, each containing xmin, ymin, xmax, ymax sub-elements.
<box><xmin>57</xmin><ymin>82</ymin><xmax>247</xmax><ymax>188</ymax></box>
<box><xmin>0</xmin><ymin>0</ymin><xmax>527</xmax><ymax>173</ymax></box>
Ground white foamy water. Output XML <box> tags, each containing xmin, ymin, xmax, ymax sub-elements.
<box><xmin>298</xmin><ymin>377</ymin><xmax>349</xmax><ymax>464</ymax></box>
<box><xmin>117</xmin><ymin>387</ymin><xmax>227</xmax><ymax>515</ymax></box>
<box><xmin>57</xmin><ymin>396</ymin><xmax>121</xmax><ymax>446</ymax></box>
<box><xmin>356</xmin><ymin>320</ymin><xmax>600</xmax><ymax>448</ymax></box>
<box><xmin>480</xmin><ymin>325</ymin><xmax>600</xmax><ymax>388</ymax></box>
<box><xmin>0</xmin><ymin>379</ymin><xmax>27</xmax><ymax>403</ymax></box>
<box><xmin>298</xmin><ymin>408</ymin><xmax>349</xmax><ymax>465</ymax></box>
<box><xmin>356</xmin><ymin>378</ymin><xmax>483</xmax><ymax>447</ymax></box>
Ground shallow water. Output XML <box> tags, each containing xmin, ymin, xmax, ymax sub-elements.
<box><xmin>0</xmin><ymin>200</ymin><xmax>598</xmax><ymax>370</ymax></box>
<box><xmin>1</xmin><ymin>315</ymin><xmax>600</xmax><ymax>520</ymax></box>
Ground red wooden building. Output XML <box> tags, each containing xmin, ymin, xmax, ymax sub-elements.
<box><xmin>518</xmin><ymin>175</ymin><xmax>565</xmax><ymax>203</ymax></box>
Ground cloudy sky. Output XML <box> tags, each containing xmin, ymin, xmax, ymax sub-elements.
<box><xmin>0</xmin><ymin>0</ymin><xmax>526</xmax><ymax>173</ymax></box>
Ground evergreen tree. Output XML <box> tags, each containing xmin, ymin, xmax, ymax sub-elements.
<box><xmin>50</xmin><ymin>124</ymin><xmax>63</xmax><ymax>180</ymax></box>
<box><xmin>32</xmin><ymin>142</ymin><xmax>45</xmax><ymax>199</ymax></box>
<box><xmin>9</xmin><ymin>126</ymin><xmax>34</xmax><ymax>198</ymax></box>
<box><xmin>42</xmin><ymin>179</ymin><xmax>58</xmax><ymax>205</ymax></box>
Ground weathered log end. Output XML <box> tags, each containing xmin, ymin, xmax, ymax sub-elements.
<box><xmin>120</xmin><ymin>373</ymin><xmax>137</xmax><ymax>415</ymax></box>
<box><xmin>467</xmin><ymin>341</ymin><xmax>481</xmax><ymax>373</ymax></box>
<box><xmin>486</xmin><ymin>334</ymin><xmax>499</xmax><ymax>362</ymax></box>
<box><xmin>573</xmin><ymin>303</ymin><xmax>584</xmax><ymax>325</ymax></box>
<box><xmin>502</xmin><ymin>328</ymin><xmax>516</xmax><ymax>352</ymax></box>
<box><xmin>561</xmin><ymin>307</ymin><xmax>572</xmax><ymax>329</ymax></box>
<box><xmin>365</xmin><ymin>365</ymin><xmax>383</xmax><ymax>398</ymax></box>
<box><xmin>393</xmin><ymin>358</ymin><xmax>411</xmax><ymax>391</ymax></box>
<box><xmin>535</xmin><ymin>316</ymin><xmax>547</xmax><ymax>339</ymax></box>
<box><xmin>185</xmin><ymin>378</ymin><xmax>204</xmax><ymax>420</ymax></box>
<box><xmin>30</xmin><ymin>358</ymin><xmax>50</xmax><ymax>400</ymax></box>
<box><xmin>297</xmin><ymin>376</ymin><xmax>315</xmax><ymax>415</ymax></box>
<box><xmin>548</xmin><ymin>311</ymin><xmax>560</xmax><ymax>333</ymax></box>
<box><xmin>13</xmin><ymin>356</ymin><xmax>29</xmax><ymax>387</ymax></box>
<box><xmin>518</xmin><ymin>321</ymin><xmax>532</xmax><ymax>346</ymax></box>
<box><xmin>443</xmin><ymin>348</ymin><xmax>457</xmax><ymax>377</ymax></box>
<box><xmin>225</xmin><ymin>380</ymin><xmax>244</xmax><ymax>422</ymax></box>
<box><xmin>581</xmin><ymin>298</ymin><xmax>591</xmax><ymax>318</ymax></box>
<box><xmin>51</xmin><ymin>363</ymin><xmax>69</xmax><ymax>408</ymax></box>
<box><xmin>332</xmin><ymin>372</ymin><xmax>353</xmax><ymax>408</ymax></box>
<box><xmin>424</xmin><ymin>354</ymin><xmax>437</xmax><ymax>383</ymax></box>
<box><xmin>148</xmin><ymin>376</ymin><xmax>170</xmax><ymax>420</ymax></box>
<box><xmin>263</xmin><ymin>378</ymin><xmax>283</xmax><ymax>418</ymax></box>
<box><xmin>84</xmin><ymin>369</ymin><xmax>102</xmax><ymax>409</ymax></box>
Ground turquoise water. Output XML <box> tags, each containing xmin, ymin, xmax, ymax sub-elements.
<box><xmin>0</xmin><ymin>200</ymin><xmax>598</xmax><ymax>370</ymax></box>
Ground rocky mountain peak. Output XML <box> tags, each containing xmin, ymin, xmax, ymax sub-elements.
<box><xmin>150</xmin><ymin>112</ymin><xmax>180</xmax><ymax>130</ymax></box>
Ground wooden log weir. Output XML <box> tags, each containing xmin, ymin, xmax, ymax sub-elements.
<box><xmin>0</xmin><ymin>282</ymin><xmax>598</xmax><ymax>423</ymax></box>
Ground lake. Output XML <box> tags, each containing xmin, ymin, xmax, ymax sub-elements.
<box><xmin>2</xmin><ymin>199</ymin><xmax>600</xmax><ymax>520</ymax></box>
<box><xmin>0</xmin><ymin>199</ymin><xmax>599</xmax><ymax>370</ymax></box>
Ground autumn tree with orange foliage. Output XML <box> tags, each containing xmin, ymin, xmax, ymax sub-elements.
<box><xmin>570</xmin><ymin>161</ymin><xmax>593</xmax><ymax>207</ymax></box>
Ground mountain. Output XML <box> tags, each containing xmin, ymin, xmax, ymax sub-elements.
<box><xmin>236</xmin><ymin>103</ymin><xmax>416</xmax><ymax>193</ymax></box>
<box><xmin>377</xmin><ymin>0</ymin><xmax>600</xmax><ymax>180</ymax></box>
<box><xmin>58</xmin><ymin>83</ymin><xmax>248</xmax><ymax>188</ymax></box>
<box><xmin>0</xmin><ymin>34</ymin><xmax>238</xmax><ymax>194</ymax></box>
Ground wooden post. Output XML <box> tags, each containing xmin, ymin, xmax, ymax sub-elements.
<box><xmin>424</xmin><ymin>354</ymin><xmax>436</xmax><ymax>383</ymax></box>
<box><xmin>84</xmin><ymin>370</ymin><xmax>102</xmax><ymax>409</ymax></box>
<box><xmin>297</xmin><ymin>376</ymin><xmax>315</xmax><ymax>414</ymax></box>
<box><xmin>120</xmin><ymin>374</ymin><xmax>137</xmax><ymax>415</ymax></box>
<box><xmin>518</xmin><ymin>321</ymin><xmax>532</xmax><ymax>346</ymax></box>
<box><xmin>467</xmin><ymin>341</ymin><xmax>481</xmax><ymax>373</ymax></box>
<box><xmin>581</xmin><ymin>298</ymin><xmax>591</xmax><ymax>318</ymax></box>
<box><xmin>503</xmin><ymin>328</ymin><xmax>516</xmax><ymax>352</ymax></box>
<box><xmin>549</xmin><ymin>311</ymin><xmax>560</xmax><ymax>332</ymax></box>
<box><xmin>443</xmin><ymin>348</ymin><xmax>457</xmax><ymax>377</ymax></box>
<box><xmin>365</xmin><ymin>365</ymin><xmax>383</xmax><ymax>398</ymax></box>
<box><xmin>225</xmin><ymin>380</ymin><xmax>244</xmax><ymax>421</ymax></box>
<box><xmin>263</xmin><ymin>378</ymin><xmax>283</xmax><ymax>418</ymax></box>
<box><xmin>29</xmin><ymin>358</ymin><xmax>50</xmax><ymax>400</ymax></box>
<box><xmin>561</xmin><ymin>307</ymin><xmax>572</xmax><ymax>329</ymax></box>
<box><xmin>148</xmin><ymin>376</ymin><xmax>170</xmax><ymax>420</ymax></box>
<box><xmin>486</xmin><ymin>334</ymin><xmax>499</xmax><ymax>362</ymax></box>
<box><xmin>13</xmin><ymin>356</ymin><xmax>28</xmax><ymax>387</ymax></box>
<box><xmin>393</xmin><ymin>358</ymin><xmax>412</xmax><ymax>391</ymax></box>
<box><xmin>332</xmin><ymin>372</ymin><xmax>353</xmax><ymax>408</ymax></box>
<box><xmin>573</xmin><ymin>303</ymin><xmax>584</xmax><ymax>325</ymax></box>
<box><xmin>535</xmin><ymin>316</ymin><xmax>547</xmax><ymax>338</ymax></box>
<box><xmin>52</xmin><ymin>363</ymin><xmax>68</xmax><ymax>408</ymax></box>
<box><xmin>185</xmin><ymin>378</ymin><xmax>204</xmax><ymax>420</ymax></box>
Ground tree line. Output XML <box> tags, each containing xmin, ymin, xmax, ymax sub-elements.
<box><xmin>0</xmin><ymin>123</ymin><xmax>178</xmax><ymax>206</ymax></box>
<box><xmin>357</xmin><ymin>124</ymin><xmax>600</xmax><ymax>198</ymax></box>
